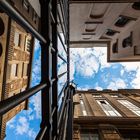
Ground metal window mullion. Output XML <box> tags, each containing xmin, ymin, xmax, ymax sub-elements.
<box><xmin>62</xmin><ymin>0</ymin><xmax>68</xmax><ymax>24</ymax></box>
<box><xmin>58</xmin><ymin>54</ymin><xmax>67</xmax><ymax>63</ymax></box>
<box><xmin>51</xmin><ymin>0</ymin><xmax>58</xmax><ymax>139</ymax></box>
<box><xmin>0</xmin><ymin>83</ymin><xmax>47</xmax><ymax>115</ymax></box>
<box><xmin>57</xmin><ymin>9</ymin><xmax>66</xmax><ymax>38</ymax></box>
<box><xmin>66</xmin><ymin>85</ymin><xmax>75</xmax><ymax>140</ymax></box>
<box><xmin>58</xmin><ymin>81</ymin><xmax>68</xmax><ymax>101</ymax></box>
<box><xmin>0</xmin><ymin>0</ymin><xmax>46</xmax><ymax>44</ymax></box>
<box><xmin>39</xmin><ymin>0</ymin><xmax>52</xmax><ymax>139</ymax></box>
<box><xmin>58</xmin><ymin>87</ymin><xmax>68</xmax><ymax>133</ymax></box>
<box><xmin>58</xmin><ymin>71</ymin><xmax>67</xmax><ymax>79</ymax></box>
<box><xmin>57</xmin><ymin>4</ymin><xmax>67</xmax><ymax>41</ymax></box>
<box><xmin>59</xmin><ymin>0</ymin><xmax>67</xmax><ymax>35</ymax></box>
<box><xmin>67</xmin><ymin>1</ymin><xmax>70</xmax><ymax>82</ymax></box>
<box><xmin>62</xmin><ymin>100</ymin><xmax>69</xmax><ymax>140</ymax></box>
<box><xmin>58</xmin><ymin>32</ymin><xmax>67</xmax><ymax>53</ymax></box>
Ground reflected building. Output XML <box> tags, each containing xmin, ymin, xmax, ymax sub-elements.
<box><xmin>0</xmin><ymin>1</ymin><xmax>39</xmax><ymax>139</ymax></box>
<box><xmin>73</xmin><ymin>89</ymin><xmax>140</xmax><ymax>140</ymax></box>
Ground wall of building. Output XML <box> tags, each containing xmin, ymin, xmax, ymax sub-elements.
<box><xmin>0</xmin><ymin>12</ymin><xmax>9</xmax><ymax>101</ymax></box>
<box><xmin>108</xmin><ymin>3</ymin><xmax>140</xmax><ymax>62</ymax></box>
<box><xmin>73</xmin><ymin>90</ymin><xmax>140</xmax><ymax>140</ymax></box>
<box><xmin>0</xmin><ymin>4</ymin><xmax>36</xmax><ymax>138</ymax></box>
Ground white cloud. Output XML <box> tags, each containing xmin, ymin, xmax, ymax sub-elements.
<box><xmin>107</xmin><ymin>78</ymin><xmax>126</xmax><ymax>90</ymax></box>
<box><xmin>16</xmin><ymin>117</ymin><xmax>29</xmax><ymax>135</ymax></box>
<box><xmin>70</xmin><ymin>48</ymin><xmax>100</xmax><ymax>78</ymax></box>
<box><xmin>34</xmin><ymin>39</ymin><xmax>40</xmax><ymax>51</ymax></box>
<box><xmin>122</xmin><ymin>62</ymin><xmax>140</xmax><ymax>72</ymax></box>
<box><xmin>120</xmin><ymin>69</ymin><xmax>124</xmax><ymax>76</ymax></box>
<box><xmin>92</xmin><ymin>47</ymin><xmax>111</xmax><ymax>69</ymax></box>
<box><xmin>7</xmin><ymin>117</ymin><xmax>16</xmax><ymax>129</ymax></box>
<box><xmin>94</xmin><ymin>86</ymin><xmax>103</xmax><ymax>90</ymax></box>
<box><xmin>76</xmin><ymin>55</ymin><xmax>99</xmax><ymax>77</ymax></box>
<box><xmin>15</xmin><ymin>116</ymin><xmax>36</xmax><ymax>139</ymax></box>
<box><xmin>131</xmin><ymin>68</ymin><xmax>140</xmax><ymax>88</ymax></box>
<box><xmin>30</xmin><ymin>92</ymin><xmax>41</xmax><ymax>119</ymax></box>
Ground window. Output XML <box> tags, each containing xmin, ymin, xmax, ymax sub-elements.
<box><xmin>112</xmin><ymin>40</ymin><xmax>118</xmax><ymax>53</ymax></box>
<box><xmin>122</xmin><ymin>32</ymin><xmax>132</xmax><ymax>48</ymax></box>
<box><xmin>80</xmin><ymin>99</ymin><xmax>87</xmax><ymax>116</ymax></box>
<box><xmin>23</xmin><ymin>63</ymin><xmax>28</xmax><ymax>76</ymax></box>
<box><xmin>93</xmin><ymin>95</ymin><xmax>102</xmax><ymax>98</ymax></box>
<box><xmin>25</xmin><ymin>37</ymin><xmax>31</xmax><ymax>52</ymax></box>
<box><xmin>97</xmin><ymin>100</ymin><xmax>121</xmax><ymax>117</ymax></box>
<box><xmin>33</xmin><ymin>11</ymin><xmax>37</xmax><ymax>23</ymax></box>
<box><xmin>81</xmin><ymin>133</ymin><xmax>99</xmax><ymax>140</ymax></box>
<box><xmin>132</xmin><ymin>2</ymin><xmax>140</xmax><ymax>10</ymax></box>
<box><xmin>11</xmin><ymin>64</ymin><xmax>18</xmax><ymax>77</ymax></box>
<box><xmin>14</xmin><ymin>32</ymin><xmax>21</xmax><ymax>47</ymax></box>
<box><xmin>0</xmin><ymin>43</ymin><xmax>2</xmax><ymax>57</ymax></box>
<box><xmin>106</xmin><ymin>29</ymin><xmax>118</xmax><ymax>36</ymax></box>
<box><xmin>110</xmin><ymin>95</ymin><xmax>118</xmax><ymax>98</ymax></box>
<box><xmin>115</xmin><ymin>15</ymin><xmax>131</xmax><ymax>27</ymax></box>
<box><xmin>118</xmin><ymin>100</ymin><xmax>140</xmax><ymax>116</ymax></box>
<box><xmin>0</xmin><ymin>17</ymin><xmax>4</xmax><ymax>36</ymax></box>
<box><xmin>23</xmin><ymin>0</ymin><xmax>29</xmax><ymax>12</ymax></box>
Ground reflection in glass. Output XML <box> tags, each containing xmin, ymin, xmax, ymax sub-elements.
<box><xmin>58</xmin><ymin>33</ymin><xmax>67</xmax><ymax>60</ymax></box>
<box><xmin>58</xmin><ymin>57</ymin><xmax>67</xmax><ymax>75</ymax></box>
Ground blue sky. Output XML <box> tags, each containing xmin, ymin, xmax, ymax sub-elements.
<box><xmin>5</xmin><ymin>42</ymin><xmax>140</xmax><ymax>139</ymax></box>
<box><xmin>70</xmin><ymin>47</ymin><xmax>140</xmax><ymax>90</ymax></box>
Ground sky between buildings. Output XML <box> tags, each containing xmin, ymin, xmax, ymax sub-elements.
<box><xmin>5</xmin><ymin>41</ymin><xmax>140</xmax><ymax>140</ymax></box>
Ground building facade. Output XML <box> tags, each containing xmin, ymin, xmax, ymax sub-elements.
<box><xmin>0</xmin><ymin>1</ymin><xmax>40</xmax><ymax>139</ymax></box>
<box><xmin>70</xmin><ymin>2</ymin><xmax>140</xmax><ymax>62</ymax></box>
<box><xmin>73</xmin><ymin>89</ymin><xmax>140</xmax><ymax>140</ymax></box>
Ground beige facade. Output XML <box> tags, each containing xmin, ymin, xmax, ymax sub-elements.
<box><xmin>70</xmin><ymin>2</ymin><xmax>140</xmax><ymax>62</ymax></box>
<box><xmin>73</xmin><ymin>89</ymin><xmax>140</xmax><ymax>140</ymax></box>
<box><xmin>0</xmin><ymin>18</ymin><xmax>33</xmax><ymax>140</ymax></box>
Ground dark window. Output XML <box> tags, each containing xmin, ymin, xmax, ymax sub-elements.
<box><xmin>122</xmin><ymin>32</ymin><xmax>132</xmax><ymax>48</ymax></box>
<box><xmin>0</xmin><ymin>43</ymin><xmax>2</xmax><ymax>57</ymax></box>
<box><xmin>0</xmin><ymin>7</ymin><xmax>4</xmax><ymax>13</ymax></box>
<box><xmin>0</xmin><ymin>17</ymin><xmax>4</xmax><ymax>36</ymax></box>
<box><xmin>115</xmin><ymin>16</ymin><xmax>130</xmax><ymax>27</ymax></box>
<box><xmin>33</xmin><ymin>11</ymin><xmax>37</xmax><ymax>24</ymax></box>
<box><xmin>18</xmin><ymin>34</ymin><xmax>21</xmax><ymax>47</ymax></box>
<box><xmin>26</xmin><ymin>39</ymin><xmax>31</xmax><ymax>52</ymax></box>
<box><xmin>106</xmin><ymin>29</ymin><xmax>118</xmax><ymax>36</ymax></box>
<box><xmin>100</xmin><ymin>100</ymin><xmax>106</xmax><ymax>104</ymax></box>
<box><xmin>112</xmin><ymin>40</ymin><xmax>118</xmax><ymax>53</ymax></box>
<box><xmin>132</xmin><ymin>2</ymin><xmax>140</xmax><ymax>10</ymax></box>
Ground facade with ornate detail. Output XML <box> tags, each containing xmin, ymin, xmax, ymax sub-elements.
<box><xmin>73</xmin><ymin>89</ymin><xmax>140</xmax><ymax>140</ymax></box>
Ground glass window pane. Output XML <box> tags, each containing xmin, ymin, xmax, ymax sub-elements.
<box><xmin>14</xmin><ymin>32</ymin><xmax>20</xmax><ymax>47</ymax></box>
<box><xmin>58</xmin><ymin>73</ymin><xmax>67</xmax><ymax>95</ymax></box>
<box><xmin>97</xmin><ymin>100</ymin><xmax>121</xmax><ymax>117</ymax></box>
<box><xmin>58</xmin><ymin>33</ymin><xmax>67</xmax><ymax>60</ymax></box>
<box><xmin>118</xmin><ymin>100</ymin><xmax>140</xmax><ymax>116</ymax></box>
<box><xmin>58</xmin><ymin>57</ymin><xmax>67</xmax><ymax>75</ymax></box>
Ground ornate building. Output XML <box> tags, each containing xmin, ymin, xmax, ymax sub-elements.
<box><xmin>73</xmin><ymin>89</ymin><xmax>140</xmax><ymax>140</ymax></box>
